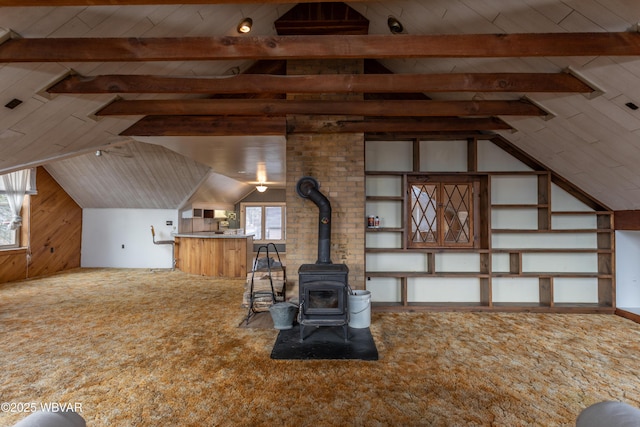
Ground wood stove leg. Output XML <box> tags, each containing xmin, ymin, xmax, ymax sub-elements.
<box><xmin>344</xmin><ymin>324</ymin><xmax>349</xmax><ymax>342</ymax></box>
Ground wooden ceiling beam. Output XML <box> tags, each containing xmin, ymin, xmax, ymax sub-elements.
<box><xmin>3</xmin><ymin>33</ymin><xmax>640</xmax><ymax>62</ymax></box>
<box><xmin>0</xmin><ymin>0</ymin><xmax>357</xmax><ymax>5</ymax></box>
<box><xmin>287</xmin><ymin>117</ymin><xmax>513</xmax><ymax>133</ymax></box>
<box><xmin>121</xmin><ymin>115</ymin><xmax>286</xmax><ymax>136</ymax></box>
<box><xmin>48</xmin><ymin>72</ymin><xmax>594</xmax><ymax>94</ymax></box>
<box><xmin>120</xmin><ymin>116</ymin><xmax>512</xmax><ymax>136</ymax></box>
<box><xmin>96</xmin><ymin>98</ymin><xmax>546</xmax><ymax>117</ymax></box>
<box><xmin>614</xmin><ymin>210</ymin><xmax>640</xmax><ymax>230</ymax></box>
<box><xmin>366</xmin><ymin>132</ymin><xmax>494</xmax><ymax>141</ymax></box>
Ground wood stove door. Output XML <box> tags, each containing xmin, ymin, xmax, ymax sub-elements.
<box><xmin>301</xmin><ymin>281</ymin><xmax>347</xmax><ymax>318</ymax></box>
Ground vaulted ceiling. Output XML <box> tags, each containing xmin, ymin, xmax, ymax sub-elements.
<box><xmin>1</xmin><ymin>1</ymin><xmax>640</xmax><ymax>211</ymax></box>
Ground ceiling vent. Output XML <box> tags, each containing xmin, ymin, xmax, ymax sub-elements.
<box><xmin>4</xmin><ymin>98</ymin><xmax>22</xmax><ymax>109</ymax></box>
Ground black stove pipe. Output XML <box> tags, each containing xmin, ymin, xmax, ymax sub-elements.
<box><xmin>296</xmin><ymin>176</ymin><xmax>332</xmax><ymax>264</ymax></box>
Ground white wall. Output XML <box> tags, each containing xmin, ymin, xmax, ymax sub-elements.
<box><xmin>82</xmin><ymin>209</ymin><xmax>178</xmax><ymax>268</ymax></box>
<box><xmin>616</xmin><ymin>231</ymin><xmax>640</xmax><ymax>309</ymax></box>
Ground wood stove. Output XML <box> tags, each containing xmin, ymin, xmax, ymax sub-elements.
<box><xmin>296</xmin><ymin>177</ymin><xmax>350</xmax><ymax>342</ymax></box>
<box><xmin>298</xmin><ymin>263</ymin><xmax>349</xmax><ymax>341</ymax></box>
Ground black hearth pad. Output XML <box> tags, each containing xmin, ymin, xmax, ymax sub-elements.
<box><xmin>270</xmin><ymin>325</ymin><xmax>378</xmax><ymax>360</ymax></box>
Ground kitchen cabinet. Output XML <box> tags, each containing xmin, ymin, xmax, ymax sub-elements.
<box><xmin>174</xmin><ymin>233</ymin><xmax>253</xmax><ymax>278</ymax></box>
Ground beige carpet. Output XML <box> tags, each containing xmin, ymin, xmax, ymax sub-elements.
<box><xmin>1</xmin><ymin>268</ymin><xmax>640</xmax><ymax>426</ymax></box>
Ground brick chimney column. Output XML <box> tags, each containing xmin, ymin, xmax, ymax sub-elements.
<box><xmin>285</xmin><ymin>59</ymin><xmax>366</xmax><ymax>295</ymax></box>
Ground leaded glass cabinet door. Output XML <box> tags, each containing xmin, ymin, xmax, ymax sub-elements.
<box><xmin>442</xmin><ymin>184</ymin><xmax>472</xmax><ymax>245</ymax></box>
<box><xmin>408</xmin><ymin>180</ymin><xmax>473</xmax><ymax>248</ymax></box>
<box><xmin>409</xmin><ymin>183</ymin><xmax>438</xmax><ymax>246</ymax></box>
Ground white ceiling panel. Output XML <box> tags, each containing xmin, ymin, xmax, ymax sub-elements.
<box><xmin>0</xmin><ymin>1</ymin><xmax>640</xmax><ymax>210</ymax></box>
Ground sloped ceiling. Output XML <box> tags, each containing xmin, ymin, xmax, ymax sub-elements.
<box><xmin>1</xmin><ymin>1</ymin><xmax>640</xmax><ymax>210</ymax></box>
<box><xmin>44</xmin><ymin>140</ymin><xmax>212</xmax><ymax>209</ymax></box>
<box><xmin>136</xmin><ymin>135</ymin><xmax>287</xmax><ymax>187</ymax></box>
<box><xmin>0</xmin><ymin>2</ymin><xmax>292</xmax><ymax>209</ymax></box>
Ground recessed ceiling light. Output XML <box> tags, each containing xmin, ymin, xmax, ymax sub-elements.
<box><xmin>4</xmin><ymin>98</ymin><xmax>22</xmax><ymax>109</ymax></box>
<box><xmin>237</xmin><ymin>18</ymin><xmax>253</xmax><ymax>34</ymax></box>
<box><xmin>387</xmin><ymin>16</ymin><xmax>404</xmax><ymax>34</ymax></box>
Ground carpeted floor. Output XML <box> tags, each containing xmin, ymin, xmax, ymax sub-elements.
<box><xmin>1</xmin><ymin>268</ymin><xmax>640</xmax><ymax>426</ymax></box>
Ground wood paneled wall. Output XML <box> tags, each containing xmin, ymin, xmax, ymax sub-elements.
<box><xmin>0</xmin><ymin>167</ymin><xmax>82</xmax><ymax>284</ymax></box>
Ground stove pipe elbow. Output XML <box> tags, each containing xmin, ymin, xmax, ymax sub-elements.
<box><xmin>296</xmin><ymin>176</ymin><xmax>332</xmax><ymax>264</ymax></box>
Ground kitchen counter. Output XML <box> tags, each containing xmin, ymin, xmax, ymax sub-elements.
<box><xmin>174</xmin><ymin>233</ymin><xmax>253</xmax><ymax>278</ymax></box>
<box><xmin>174</xmin><ymin>232</ymin><xmax>254</xmax><ymax>239</ymax></box>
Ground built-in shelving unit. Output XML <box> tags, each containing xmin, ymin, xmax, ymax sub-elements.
<box><xmin>365</xmin><ymin>136</ymin><xmax>614</xmax><ymax>313</ymax></box>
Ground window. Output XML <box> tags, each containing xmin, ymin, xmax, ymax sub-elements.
<box><xmin>408</xmin><ymin>176</ymin><xmax>473</xmax><ymax>248</ymax></box>
<box><xmin>0</xmin><ymin>168</ymin><xmax>36</xmax><ymax>249</ymax></box>
<box><xmin>0</xmin><ymin>194</ymin><xmax>17</xmax><ymax>247</ymax></box>
<box><xmin>241</xmin><ymin>203</ymin><xmax>286</xmax><ymax>243</ymax></box>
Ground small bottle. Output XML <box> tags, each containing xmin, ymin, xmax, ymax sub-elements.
<box><xmin>374</xmin><ymin>216</ymin><xmax>380</xmax><ymax>228</ymax></box>
<box><xmin>368</xmin><ymin>215</ymin><xmax>375</xmax><ymax>228</ymax></box>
